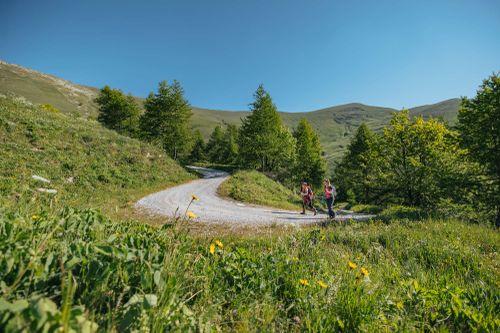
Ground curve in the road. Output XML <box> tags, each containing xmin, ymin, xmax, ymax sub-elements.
<box><xmin>136</xmin><ymin>167</ymin><xmax>374</xmax><ymax>226</ymax></box>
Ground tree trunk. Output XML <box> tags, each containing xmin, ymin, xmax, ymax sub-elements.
<box><xmin>496</xmin><ymin>205</ymin><xmax>500</xmax><ymax>228</ymax></box>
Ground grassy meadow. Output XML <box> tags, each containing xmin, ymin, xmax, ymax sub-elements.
<box><xmin>0</xmin><ymin>94</ymin><xmax>498</xmax><ymax>332</ymax></box>
<box><xmin>1</xmin><ymin>206</ymin><xmax>498</xmax><ymax>332</ymax></box>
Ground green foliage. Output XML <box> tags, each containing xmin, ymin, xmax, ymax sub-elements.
<box><xmin>206</xmin><ymin>125</ymin><xmax>225</xmax><ymax>163</ymax></box>
<box><xmin>335</xmin><ymin>123</ymin><xmax>380</xmax><ymax>203</ymax></box>
<box><xmin>457</xmin><ymin>73</ymin><xmax>500</xmax><ymax>225</ymax></box>
<box><xmin>0</xmin><ymin>95</ymin><xmax>193</xmax><ymax>214</ymax></box>
<box><xmin>218</xmin><ymin>170</ymin><xmax>302</xmax><ymax>210</ymax></box>
<box><xmin>206</xmin><ymin>124</ymin><xmax>239</xmax><ymax>165</ymax></box>
<box><xmin>95</xmin><ymin>86</ymin><xmax>140</xmax><ymax>136</ymax></box>
<box><xmin>1</xmin><ymin>205</ymin><xmax>498</xmax><ymax>332</ymax></box>
<box><xmin>221</xmin><ymin>124</ymin><xmax>239</xmax><ymax>165</ymax></box>
<box><xmin>293</xmin><ymin>118</ymin><xmax>326</xmax><ymax>189</ymax></box>
<box><xmin>39</xmin><ymin>103</ymin><xmax>60</xmax><ymax>113</ymax></box>
<box><xmin>238</xmin><ymin>85</ymin><xmax>296</xmax><ymax>177</ymax></box>
<box><xmin>140</xmin><ymin>81</ymin><xmax>193</xmax><ymax>161</ymax></box>
<box><xmin>382</xmin><ymin>111</ymin><xmax>470</xmax><ymax>206</ymax></box>
<box><xmin>338</xmin><ymin>111</ymin><xmax>473</xmax><ymax>209</ymax></box>
<box><xmin>188</xmin><ymin>130</ymin><xmax>206</xmax><ymax>163</ymax></box>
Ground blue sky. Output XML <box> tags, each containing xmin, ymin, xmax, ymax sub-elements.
<box><xmin>1</xmin><ymin>0</ymin><xmax>499</xmax><ymax>111</ymax></box>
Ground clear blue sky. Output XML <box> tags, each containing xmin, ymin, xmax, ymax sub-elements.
<box><xmin>1</xmin><ymin>0</ymin><xmax>499</xmax><ymax>111</ymax></box>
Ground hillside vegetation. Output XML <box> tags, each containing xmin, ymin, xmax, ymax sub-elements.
<box><xmin>218</xmin><ymin>170</ymin><xmax>302</xmax><ymax>210</ymax></box>
<box><xmin>0</xmin><ymin>94</ymin><xmax>193</xmax><ymax>215</ymax></box>
<box><xmin>1</xmin><ymin>207</ymin><xmax>498</xmax><ymax>331</ymax></box>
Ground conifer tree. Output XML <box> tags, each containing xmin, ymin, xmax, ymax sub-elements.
<box><xmin>457</xmin><ymin>73</ymin><xmax>500</xmax><ymax>225</ymax></box>
<box><xmin>221</xmin><ymin>124</ymin><xmax>239</xmax><ymax>165</ymax></box>
<box><xmin>140</xmin><ymin>80</ymin><xmax>192</xmax><ymax>161</ymax></box>
<box><xmin>96</xmin><ymin>86</ymin><xmax>140</xmax><ymax>136</ymax></box>
<box><xmin>206</xmin><ymin>125</ymin><xmax>225</xmax><ymax>163</ymax></box>
<box><xmin>293</xmin><ymin>118</ymin><xmax>326</xmax><ymax>189</ymax></box>
<box><xmin>188</xmin><ymin>130</ymin><xmax>206</xmax><ymax>162</ymax></box>
<box><xmin>335</xmin><ymin>123</ymin><xmax>380</xmax><ymax>203</ymax></box>
<box><xmin>238</xmin><ymin>85</ymin><xmax>295</xmax><ymax>174</ymax></box>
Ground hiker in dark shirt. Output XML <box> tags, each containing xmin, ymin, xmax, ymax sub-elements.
<box><xmin>300</xmin><ymin>181</ymin><xmax>317</xmax><ymax>215</ymax></box>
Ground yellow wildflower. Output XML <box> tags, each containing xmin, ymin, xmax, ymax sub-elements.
<box><xmin>298</xmin><ymin>279</ymin><xmax>309</xmax><ymax>286</ymax></box>
<box><xmin>348</xmin><ymin>261</ymin><xmax>357</xmax><ymax>270</ymax></box>
<box><xmin>186</xmin><ymin>211</ymin><xmax>197</xmax><ymax>219</ymax></box>
<box><xmin>31</xmin><ymin>215</ymin><xmax>39</xmax><ymax>220</ymax></box>
<box><xmin>360</xmin><ymin>267</ymin><xmax>369</xmax><ymax>276</ymax></box>
<box><xmin>292</xmin><ymin>257</ymin><xmax>299</xmax><ymax>262</ymax></box>
<box><xmin>317</xmin><ymin>280</ymin><xmax>328</xmax><ymax>289</ymax></box>
<box><xmin>396</xmin><ymin>301</ymin><xmax>404</xmax><ymax>310</ymax></box>
<box><xmin>191</xmin><ymin>194</ymin><xmax>199</xmax><ymax>201</ymax></box>
<box><xmin>215</xmin><ymin>240</ymin><xmax>223</xmax><ymax>249</ymax></box>
<box><xmin>209</xmin><ymin>243</ymin><xmax>215</xmax><ymax>255</ymax></box>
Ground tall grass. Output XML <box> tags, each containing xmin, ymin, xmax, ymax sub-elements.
<box><xmin>1</xmin><ymin>203</ymin><xmax>498</xmax><ymax>332</ymax></box>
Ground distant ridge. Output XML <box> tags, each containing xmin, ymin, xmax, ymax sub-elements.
<box><xmin>0</xmin><ymin>60</ymin><xmax>460</xmax><ymax>167</ymax></box>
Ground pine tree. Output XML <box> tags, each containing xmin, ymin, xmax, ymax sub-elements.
<box><xmin>206</xmin><ymin>125</ymin><xmax>225</xmax><ymax>163</ymax></box>
<box><xmin>293</xmin><ymin>118</ymin><xmax>326</xmax><ymax>189</ymax></box>
<box><xmin>140</xmin><ymin>81</ymin><xmax>192</xmax><ymax>161</ymax></box>
<box><xmin>188</xmin><ymin>130</ymin><xmax>206</xmax><ymax>162</ymax></box>
<box><xmin>96</xmin><ymin>86</ymin><xmax>140</xmax><ymax>136</ymax></box>
<box><xmin>335</xmin><ymin>123</ymin><xmax>380</xmax><ymax>203</ymax></box>
<box><xmin>238</xmin><ymin>85</ymin><xmax>295</xmax><ymax>174</ymax></box>
<box><xmin>221</xmin><ymin>124</ymin><xmax>239</xmax><ymax>165</ymax></box>
<box><xmin>457</xmin><ymin>73</ymin><xmax>500</xmax><ymax>225</ymax></box>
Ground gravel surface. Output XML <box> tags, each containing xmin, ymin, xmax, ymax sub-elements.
<box><xmin>136</xmin><ymin>167</ymin><xmax>375</xmax><ymax>226</ymax></box>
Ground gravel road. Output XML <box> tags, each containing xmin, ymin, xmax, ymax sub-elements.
<box><xmin>136</xmin><ymin>167</ymin><xmax>374</xmax><ymax>226</ymax></box>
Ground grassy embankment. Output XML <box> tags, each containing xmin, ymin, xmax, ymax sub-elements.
<box><xmin>0</xmin><ymin>95</ymin><xmax>498</xmax><ymax>331</ymax></box>
<box><xmin>218</xmin><ymin>170</ymin><xmax>302</xmax><ymax>210</ymax></box>
<box><xmin>0</xmin><ymin>95</ymin><xmax>194</xmax><ymax>217</ymax></box>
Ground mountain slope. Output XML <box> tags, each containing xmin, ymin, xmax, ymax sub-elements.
<box><xmin>0</xmin><ymin>60</ymin><xmax>460</xmax><ymax>167</ymax></box>
<box><xmin>409</xmin><ymin>98</ymin><xmax>461</xmax><ymax>123</ymax></box>
<box><xmin>0</xmin><ymin>94</ymin><xmax>193</xmax><ymax>216</ymax></box>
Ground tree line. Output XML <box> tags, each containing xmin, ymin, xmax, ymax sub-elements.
<box><xmin>96</xmin><ymin>82</ymin><xmax>326</xmax><ymax>188</ymax></box>
<box><xmin>96</xmin><ymin>74</ymin><xmax>499</xmax><ymax>225</ymax></box>
<box><xmin>335</xmin><ymin>73</ymin><xmax>499</xmax><ymax>226</ymax></box>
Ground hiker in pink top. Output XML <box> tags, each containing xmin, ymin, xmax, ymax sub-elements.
<box><xmin>324</xmin><ymin>179</ymin><xmax>336</xmax><ymax>218</ymax></box>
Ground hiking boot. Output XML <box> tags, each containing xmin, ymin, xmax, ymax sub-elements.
<box><xmin>300</xmin><ymin>211</ymin><xmax>306</xmax><ymax>215</ymax></box>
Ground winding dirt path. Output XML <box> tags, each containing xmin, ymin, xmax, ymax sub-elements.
<box><xmin>136</xmin><ymin>167</ymin><xmax>374</xmax><ymax>226</ymax></box>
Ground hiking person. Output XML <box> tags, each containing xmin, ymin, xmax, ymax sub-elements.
<box><xmin>300</xmin><ymin>181</ymin><xmax>317</xmax><ymax>215</ymax></box>
<box><xmin>324</xmin><ymin>179</ymin><xmax>336</xmax><ymax>218</ymax></box>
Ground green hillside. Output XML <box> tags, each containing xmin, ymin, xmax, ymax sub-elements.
<box><xmin>0</xmin><ymin>60</ymin><xmax>460</xmax><ymax>168</ymax></box>
<box><xmin>218</xmin><ymin>170</ymin><xmax>302</xmax><ymax>210</ymax></box>
<box><xmin>0</xmin><ymin>94</ymin><xmax>193</xmax><ymax>216</ymax></box>
<box><xmin>409</xmin><ymin>98</ymin><xmax>461</xmax><ymax>124</ymax></box>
